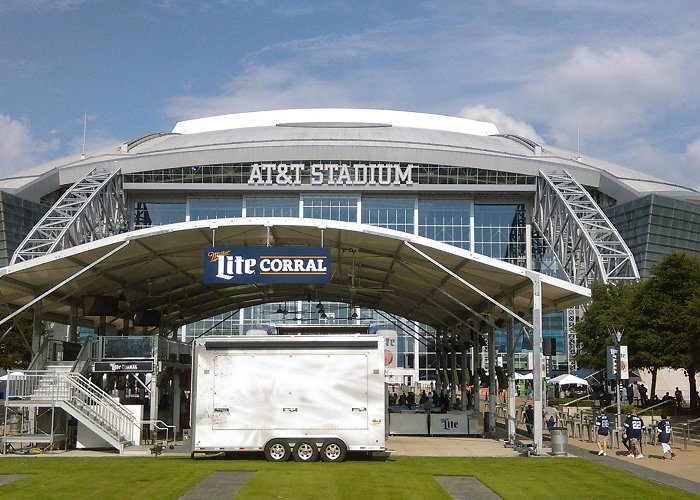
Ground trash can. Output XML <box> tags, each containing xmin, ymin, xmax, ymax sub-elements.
<box><xmin>550</xmin><ymin>427</ymin><xmax>568</xmax><ymax>456</ymax></box>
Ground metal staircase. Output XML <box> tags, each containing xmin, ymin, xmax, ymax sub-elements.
<box><xmin>534</xmin><ymin>170</ymin><xmax>640</xmax><ymax>287</ymax></box>
<box><xmin>10</xmin><ymin>167</ymin><xmax>127</xmax><ymax>264</ymax></box>
<box><xmin>3</xmin><ymin>370</ymin><xmax>137</xmax><ymax>453</ymax></box>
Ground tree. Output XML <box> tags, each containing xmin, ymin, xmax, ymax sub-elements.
<box><xmin>0</xmin><ymin>320</ymin><xmax>33</xmax><ymax>370</ymax></box>
<box><xmin>642</xmin><ymin>253</ymin><xmax>700</xmax><ymax>412</ymax></box>
<box><xmin>574</xmin><ymin>280</ymin><xmax>637</xmax><ymax>371</ymax></box>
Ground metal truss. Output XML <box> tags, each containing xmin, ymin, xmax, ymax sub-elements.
<box><xmin>534</xmin><ymin>170</ymin><xmax>639</xmax><ymax>287</ymax></box>
<box><xmin>11</xmin><ymin>168</ymin><xmax>127</xmax><ymax>264</ymax></box>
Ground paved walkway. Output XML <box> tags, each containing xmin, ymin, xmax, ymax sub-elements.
<box><xmin>560</xmin><ymin>433</ymin><xmax>700</xmax><ymax>496</ymax></box>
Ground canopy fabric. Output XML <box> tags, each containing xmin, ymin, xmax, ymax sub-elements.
<box><xmin>548</xmin><ymin>373</ymin><xmax>589</xmax><ymax>386</ymax></box>
<box><xmin>514</xmin><ymin>372</ymin><xmax>533</xmax><ymax>380</ymax></box>
<box><xmin>0</xmin><ymin>218</ymin><xmax>590</xmax><ymax>334</ymax></box>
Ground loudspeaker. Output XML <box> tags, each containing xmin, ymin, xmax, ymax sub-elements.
<box><xmin>83</xmin><ymin>295</ymin><xmax>120</xmax><ymax>316</ymax></box>
<box><xmin>133</xmin><ymin>309</ymin><xmax>161</xmax><ymax>327</ymax></box>
<box><xmin>543</xmin><ymin>337</ymin><xmax>557</xmax><ymax>356</ymax></box>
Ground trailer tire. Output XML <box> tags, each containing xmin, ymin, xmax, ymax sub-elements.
<box><xmin>320</xmin><ymin>439</ymin><xmax>347</xmax><ymax>462</ymax></box>
<box><xmin>264</xmin><ymin>439</ymin><xmax>291</xmax><ymax>462</ymax></box>
<box><xmin>292</xmin><ymin>440</ymin><xmax>319</xmax><ymax>462</ymax></box>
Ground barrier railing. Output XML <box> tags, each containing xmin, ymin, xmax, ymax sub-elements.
<box><xmin>6</xmin><ymin>371</ymin><xmax>136</xmax><ymax>450</ymax></box>
<box><xmin>679</xmin><ymin>416</ymin><xmax>700</xmax><ymax>452</ymax></box>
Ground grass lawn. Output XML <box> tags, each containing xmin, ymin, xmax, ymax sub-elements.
<box><xmin>0</xmin><ymin>454</ymin><xmax>692</xmax><ymax>499</ymax></box>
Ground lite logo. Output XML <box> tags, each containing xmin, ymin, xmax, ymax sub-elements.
<box><xmin>204</xmin><ymin>247</ymin><xmax>331</xmax><ymax>284</ymax></box>
<box><xmin>439</xmin><ymin>418</ymin><xmax>459</xmax><ymax>430</ymax></box>
<box><xmin>214</xmin><ymin>254</ymin><xmax>328</xmax><ymax>280</ymax></box>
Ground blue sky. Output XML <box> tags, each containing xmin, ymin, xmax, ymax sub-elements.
<box><xmin>2</xmin><ymin>0</ymin><xmax>700</xmax><ymax>189</ymax></box>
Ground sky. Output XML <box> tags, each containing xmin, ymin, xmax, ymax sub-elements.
<box><xmin>2</xmin><ymin>1</ymin><xmax>700</xmax><ymax>190</ymax></box>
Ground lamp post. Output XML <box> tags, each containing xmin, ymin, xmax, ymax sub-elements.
<box><xmin>612</xmin><ymin>330</ymin><xmax>623</xmax><ymax>431</ymax></box>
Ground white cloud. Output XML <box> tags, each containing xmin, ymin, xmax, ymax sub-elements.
<box><xmin>525</xmin><ymin>46</ymin><xmax>688</xmax><ymax>148</ymax></box>
<box><xmin>0</xmin><ymin>113</ymin><xmax>59</xmax><ymax>177</ymax></box>
<box><xmin>458</xmin><ymin>105</ymin><xmax>544</xmax><ymax>143</ymax></box>
<box><xmin>164</xmin><ymin>63</ymin><xmax>357</xmax><ymax>122</ymax></box>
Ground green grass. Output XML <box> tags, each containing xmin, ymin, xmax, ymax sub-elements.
<box><xmin>0</xmin><ymin>455</ymin><xmax>692</xmax><ymax>500</ymax></box>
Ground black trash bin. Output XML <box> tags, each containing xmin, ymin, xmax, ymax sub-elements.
<box><xmin>550</xmin><ymin>427</ymin><xmax>568</xmax><ymax>456</ymax></box>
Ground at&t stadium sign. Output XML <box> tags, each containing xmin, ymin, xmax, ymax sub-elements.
<box><xmin>204</xmin><ymin>247</ymin><xmax>331</xmax><ymax>284</ymax></box>
<box><xmin>247</xmin><ymin>163</ymin><xmax>413</xmax><ymax>186</ymax></box>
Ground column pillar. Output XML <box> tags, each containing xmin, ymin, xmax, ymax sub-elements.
<box><xmin>488</xmin><ymin>323</ymin><xmax>497</xmax><ymax>437</ymax></box>
<box><xmin>69</xmin><ymin>300</ymin><xmax>79</xmax><ymax>343</ymax></box>
<box><xmin>506</xmin><ymin>300</ymin><xmax>517</xmax><ymax>445</ymax></box>
<box><xmin>173</xmin><ymin>371</ymin><xmax>181</xmax><ymax>438</ymax></box>
<box><xmin>32</xmin><ymin>300</ymin><xmax>43</xmax><ymax>354</ymax></box>
<box><xmin>532</xmin><ymin>276</ymin><xmax>544</xmax><ymax>455</ymax></box>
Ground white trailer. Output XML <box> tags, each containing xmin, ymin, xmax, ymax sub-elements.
<box><xmin>190</xmin><ymin>335</ymin><xmax>386</xmax><ymax>462</ymax></box>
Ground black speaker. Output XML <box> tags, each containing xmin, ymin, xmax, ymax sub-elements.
<box><xmin>83</xmin><ymin>296</ymin><xmax>120</xmax><ymax>316</ymax></box>
<box><xmin>543</xmin><ymin>337</ymin><xmax>557</xmax><ymax>356</ymax></box>
<box><xmin>133</xmin><ymin>309</ymin><xmax>161</xmax><ymax>327</ymax></box>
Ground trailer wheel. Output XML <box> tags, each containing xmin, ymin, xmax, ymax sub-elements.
<box><xmin>320</xmin><ymin>439</ymin><xmax>346</xmax><ymax>462</ymax></box>
<box><xmin>264</xmin><ymin>439</ymin><xmax>291</xmax><ymax>462</ymax></box>
<box><xmin>292</xmin><ymin>440</ymin><xmax>319</xmax><ymax>462</ymax></box>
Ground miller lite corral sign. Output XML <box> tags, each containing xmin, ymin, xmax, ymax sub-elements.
<box><xmin>204</xmin><ymin>246</ymin><xmax>331</xmax><ymax>284</ymax></box>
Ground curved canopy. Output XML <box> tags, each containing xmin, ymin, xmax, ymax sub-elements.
<box><xmin>0</xmin><ymin>218</ymin><xmax>589</xmax><ymax>334</ymax></box>
<box><xmin>549</xmin><ymin>373</ymin><xmax>589</xmax><ymax>386</ymax></box>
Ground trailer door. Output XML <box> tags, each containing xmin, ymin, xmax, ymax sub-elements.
<box><xmin>212</xmin><ymin>353</ymin><xmax>369</xmax><ymax>430</ymax></box>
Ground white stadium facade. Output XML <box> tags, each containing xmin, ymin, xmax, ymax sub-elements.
<box><xmin>1</xmin><ymin>108</ymin><xmax>699</xmax><ymax>455</ymax></box>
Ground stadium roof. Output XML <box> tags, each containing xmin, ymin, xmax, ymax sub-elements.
<box><xmin>1</xmin><ymin>109</ymin><xmax>697</xmax><ymax>205</ymax></box>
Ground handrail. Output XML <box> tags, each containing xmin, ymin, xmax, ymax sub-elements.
<box><xmin>140</xmin><ymin>419</ymin><xmax>176</xmax><ymax>444</ymax></box>
<box><xmin>678</xmin><ymin>416</ymin><xmax>700</xmax><ymax>452</ymax></box>
<box><xmin>27</xmin><ymin>337</ymin><xmax>51</xmax><ymax>370</ymax></box>
<box><xmin>563</xmin><ymin>394</ymin><xmax>593</xmax><ymax>406</ymax></box>
<box><xmin>637</xmin><ymin>400</ymin><xmax>673</xmax><ymax>415</ymax></box>
<box><xmin>71</xmin><ymin>338</ymin><xmax>94</xmax><ymax>376</ymax></box>
<box><xmin>6</xmin><ymin>370</ymin><xmax>137</xmax><ymax>451</ymax></box>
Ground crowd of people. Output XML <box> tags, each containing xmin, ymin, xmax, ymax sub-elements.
<box><xmin>389</xmin><ymin>388</ymin><xmax>466</xmax><ymax>414</ymax></box>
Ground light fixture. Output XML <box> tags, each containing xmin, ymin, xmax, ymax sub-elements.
<box><xmin>316</xmin><ymin>302</ymin><xmax>324</xmax><ymax>310</ymax></box>
<box><xmin>275</xmin><ymin>305</ymin><xmax>285</xmax><ymax>314</ymax></box>
<box><xmin>350</xmin><ymin>311</ymin><xmax>358</xmax><ymax>319</ymax></box>
<box><xmin>320</xmin><ymin>312</ymin><xmax>327</xmax><ymax>319</ymax></box>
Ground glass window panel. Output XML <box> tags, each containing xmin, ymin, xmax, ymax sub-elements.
<box><xmin>474</xmin><ymin>204</ymin><xmax>526</xmax><ymax>265</ymax></box>
<box><xmin>190</xmin><ymin>198</ymin><xmax>243</xmax><ymax>220</ymax></box>
<box><xmin>362</xmin><ymin>198</ymin><xmax>414</xmax><ymax>234</ymax></box>
<box><xmin>246</xmin><ymin>197</ymin><xmax>299</xmax><ymax>217</ymax></box>
<box><xmin>303</xmin><ymin>197</ymin><xmax>357</xmax><ymax>222</ymax></box>
<box><xmin>133</xmin><ymin>202</ymin><xmax>186</xmax><ymax>230</ymax></box>
<box><xmin>418</xmin><ymin>199</ymin><xmax>470</xmax><ymax>249</ymax></box>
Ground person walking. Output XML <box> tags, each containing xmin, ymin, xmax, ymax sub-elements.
<box><xmin>543</xmin><ymin>404</ymin><xmax>560</xmax><ymax>432</ymax></box>
<box><xmin>524</xmin><ymin>404</ymin><xmax>534</xmax><ymax>437</ymax></box>
<box><xmin>594</xmin><ymin>407</ymin><xmax>610</xmax><ymax>456</ymax></box>
<box><xmin>656</xmin><ymin>414</ymin><xmax>676</xmax><ymax>460</ymax></box>
<box><xmin>623</xmin><ymin>408</ymin><xmax>645</xmax><ymax>459</ymax></box>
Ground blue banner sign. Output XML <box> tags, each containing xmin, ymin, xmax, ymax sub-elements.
<box><xmin>204</xmin><ymin>246</ymin><xmax>331</xmax><ymax>284</ymax></box>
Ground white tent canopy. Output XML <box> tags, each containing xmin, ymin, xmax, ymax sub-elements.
<box><xmin>0</xmin><ymin>371</ymin><xmax>26</xmax><ymax>381</ymax></box>
<box><xmin>548</xmin><ymin>373</ymin><xmax>589</xmax><ymax>386</ymax></box>
<box><xmin>514</xmin><ymin>372</ymin><xmax>533</xmax><ymax>380</ymax></box>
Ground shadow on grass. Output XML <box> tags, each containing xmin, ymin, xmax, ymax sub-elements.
<box><xmin>194</xmin><ymin>450</ymin><xmax>392</xmax><ymax>462</ymax></box>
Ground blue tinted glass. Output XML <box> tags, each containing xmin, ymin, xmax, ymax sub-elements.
<box><xmin>133</xmin><ymin>202</ymin><xmax>186</xmax><ymax>229</ymax></box>
<box><xmin>474</xmin><ymin>204</ymin><xmax>525</xmax><ymax>265</ymax></box>
<box><xmin>417</xmin><ymin>200</ymin><xmax>470</xmax><ymax>249</ymax></box>
<box><xmin>362</xmin><ymin>198</ymin><xmax>414</xmax><ymax>233</ymax></box>
<box><xmin>303</xmin><ymin>197</ymin><xmax>357</xmax><ymax>222</ymax></box>
<box><xmin>190</xmin><ymin>198</ymin><xmax>243</xmax><ymax>220</ymax></box>
<box><xmin>246</xmin><ymin>197</ymin><xmax>299</xmax><ymax>217</ymax></box>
